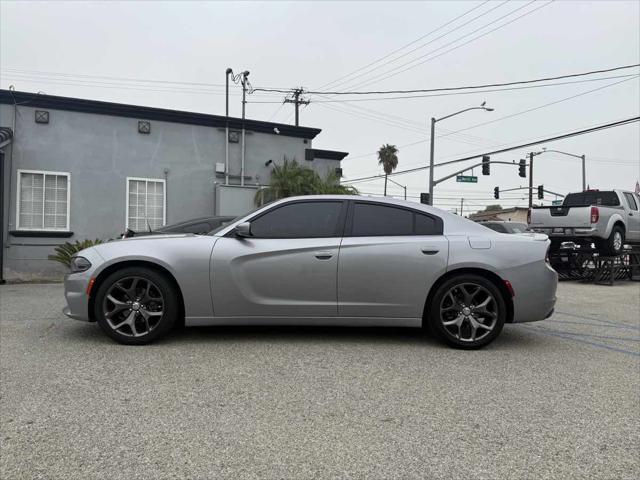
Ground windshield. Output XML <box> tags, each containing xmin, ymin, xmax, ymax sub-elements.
<box><xmin>207</xmin><ymin>205</ymin><xmax>265</xmax><ymax>235</ymax></box>
<box><xmin>563</xmin><ymin>191</ymin><xmax>620</xmax><ymax>207</ymax></box>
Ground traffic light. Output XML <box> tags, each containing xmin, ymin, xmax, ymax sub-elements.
<box><xmin>494</xmin><ymin>187</ymin><xmax>500</xmax><ymax>199</ymax></box>
<box><xmin>537</xmin><ymin>185</ymin><xmax>544</xmax><ymax>199</ymax></box>
<box><xmin>482</xmin><ymin>155</ymin><xmax>490</xmax><ymax>175</ymax></box>
<box><xmin>420</xmin><ymin>193</ymin><xmax>430</xmax><ymax>205</ymax></box>
<box><xmin>519</xmin><ymin>159</ymin><xmax>526</xmax><ymax>178</ymax></box>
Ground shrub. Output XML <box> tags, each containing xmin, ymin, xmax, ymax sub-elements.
<box><xmin>48</xmin><ymin>239</ymin><xmax>104</xmax><ymax>268</ymax></box>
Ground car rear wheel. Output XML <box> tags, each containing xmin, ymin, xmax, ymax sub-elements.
<box><xmin>94</xmin><ymin>267</ymin><xmax>178</xmax><ymax>345</ymax></box>
<box><xmin>428</xmin><ymin>274</ymin><xmax>506</xmax><ymax>349</ymax></box>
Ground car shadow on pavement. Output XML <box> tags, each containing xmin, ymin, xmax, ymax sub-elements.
<box><xmin>63</xmin><ymin>320</ymin><xmax>548</xmax><ymax>351</ymax></box>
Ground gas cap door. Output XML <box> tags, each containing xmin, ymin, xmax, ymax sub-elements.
<box><xmin>468</xmin><ymin>236</ymin><xmax>492</xmax><ymax>249</ymax></box>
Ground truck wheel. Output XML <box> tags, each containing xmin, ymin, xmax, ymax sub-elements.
<box><xmin>602</xmin><ymin>225</ymin><xmax>624</xmax><ymax>256</ymax></box>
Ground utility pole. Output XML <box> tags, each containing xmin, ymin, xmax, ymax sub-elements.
<box><xmin>284</xmin><ymin>88</ymin><xmax>310</xmax><ymax>126</ymax></box>
<box><xmin>528</xmin><ymin>152</ymin><xmax>534</xmax><ymax>208</ymax></box>
<box><xmin>460</xmin><ymin>198</ymin><xmax>464</xmax><ymax>217</ymax></box>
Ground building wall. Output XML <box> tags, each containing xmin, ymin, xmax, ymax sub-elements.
<box><xmin>0</xmin><ymin>103</ymin><xmax>329</xmax><ymax>281</ymax></box>
<box><xmin>469</xmin><ymin>208</ymin><xmax>529</xmax><ymax>223</ymax></box>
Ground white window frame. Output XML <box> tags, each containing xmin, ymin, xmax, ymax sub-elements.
<box><xmin>125</xmin><ymin>177</ymin><xmax>167</xmax><ymax>230</ymax></box>
<box><xmin>16</xmin><ymin>169</ymin><xmax>71</xmax><ymax>231</ymax></box>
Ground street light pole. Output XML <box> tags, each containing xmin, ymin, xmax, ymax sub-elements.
<box><xmin>427</xmin><ymin>104</ymin><xmax>494</xmax><ymax>206</ymax></box>
<box><xmin>240</xmin><ymin>71</ymin><xmax>250</xmax><ymax>187</ymax></box>
<box><xmin>225</xmin><ymin>68</ymin><xmax>233</xmax><ymax>186</ymax></box>
<box><xmin>539</xmin><ymin>148</ymin><xmax>586</xmax><ymax>191</ymax></box>
<box><xmin>428</xmin><ymin>117</ymin><xmax>435</xmax><ymax>206</ymax></box>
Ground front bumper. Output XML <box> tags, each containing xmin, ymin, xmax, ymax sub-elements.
<box><xmin>62</xmin><ymin>248</ymin><xmax>104</xmax><ymax>322</ymax></box>
<box><xmin>63</xmin><ymin>272</ymin><xmax>92</xmax><ymax>321</ymax></box>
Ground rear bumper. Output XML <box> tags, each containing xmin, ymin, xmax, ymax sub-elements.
<box><xmin>505</xmin><ymin>261</ymin><xmax>558</xmax><ymax>323</ymax></box>
<box><xmin>530</xmin><ymin>226</ymin><xmax>603</xmax><ymax>240</ymax></box>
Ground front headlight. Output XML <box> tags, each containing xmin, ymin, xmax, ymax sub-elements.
<box><xmin>70</xmin><ymin>256</ymin><xmax>92</xmax><ymax>273</ymax></box>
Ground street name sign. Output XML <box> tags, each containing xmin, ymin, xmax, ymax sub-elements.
<box><xmin>456</xmin><ymin>175</ymin><xmax>478</xmax><ymax>183</ymax></box>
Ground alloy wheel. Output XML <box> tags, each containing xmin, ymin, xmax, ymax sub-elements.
<box><xmin>613</xmin><ymin>231</ymin><xmax>622</xmax><ymax>251</ymax></box>
<box><xmin>103</xmin><ymin>277</ymin><xmax>164</xmax><ymax>337</ymax></box>
<box><xmin>439</xmin><ymin>282</ymin><xmax>498</xmax><ymax>343</ymax></box>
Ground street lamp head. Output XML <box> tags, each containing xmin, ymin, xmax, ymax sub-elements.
<box><xmin>485</xmin><ymin>107</ymin><xmax>494</xmax><ymax>112</ymax></box>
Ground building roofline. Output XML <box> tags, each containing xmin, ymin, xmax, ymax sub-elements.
<box><xmin>0</xmin><ymin>89</ymin><xmax>322</xmax><ymax>139</ymax></box>
<box><xmin>305</xmin><ymin>148</ymin><xmax>349</xmax><ymax>161</ymax></box>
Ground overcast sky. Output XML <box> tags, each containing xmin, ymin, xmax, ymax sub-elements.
<box><xmin>1</xmin><ymin>0</ymin><xmax>639</xmax><ymax>213</ymax></box>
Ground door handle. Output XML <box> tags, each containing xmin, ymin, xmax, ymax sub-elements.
<box><xmin>314</xmin><ymin>251</ymin><xmax>333</xmax><ymax>260</ymax></box>
<box><xmin>421</xmin><ymin>247</ymin><xmax>440</xmax><ymax>255</ymax></box>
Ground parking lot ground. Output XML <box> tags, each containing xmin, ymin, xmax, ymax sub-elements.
<box><xmin>1</xmin><ymin>281</ymin><xmax>639</xmax><ymax>480</ymax></box>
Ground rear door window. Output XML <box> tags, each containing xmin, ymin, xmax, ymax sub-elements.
<box><xmin>623</xmin><ymin>192</ymin><xmax>638</xmax><ymax>211</ymax></box>
<box><xmin>349</xmin><ymin>202</ymin><xmax>443</xmax><ymax>236</ymax></box>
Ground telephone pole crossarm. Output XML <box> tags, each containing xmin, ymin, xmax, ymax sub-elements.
<box><xmin>283</xmin><ymin>88</ymin><xmax>311</xmax><ymax>126</ymax></box>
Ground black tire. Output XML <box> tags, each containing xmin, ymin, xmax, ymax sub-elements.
<box><xmin>94</xmin><ymin>267</ymin><xmax>179</xmax><ymax>345</ymax></box>
<box><xmin>427</xmin><ymin>274</ymin><xmax>506</xmax><ymax>349</ymax></box>
<box><xmin>601</xmin><ymin>225</ymin><xmax>625</xmax><ymax>256</ymax></box>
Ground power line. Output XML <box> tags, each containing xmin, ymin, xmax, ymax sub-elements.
<box><xmin>342</xmin><ymin>116</ymin><xmax>640</xmax><ymax>184</ymax></box>
<box><xmin>343</xmin><ymin>75</ymin><xmax>639</xmax><ymax>162</ymax></box>
<box><xmin>347</xmin><ymin>0</ymin><xmax>554</xmax><ymax>91</ymax></box>
<box><xmin>253</xmin><ymin>65</ymin><xmax>630</xmax><ymax>98</ymax></box>
<box><xmin>315</xmin><ymin>0</ymin><xmax>505</xmax><ymax>92</ymax></box>
<box><xmin>253</xmin><ymin>64</ymin><xmax>639</xmax><ymax>97</ymax></box>
<box><xmin>247</xmin><ymin>73</ymin><xmax>638</xmax><ymax>104</ymax></box>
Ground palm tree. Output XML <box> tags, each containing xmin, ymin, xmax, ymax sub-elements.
<box><xmin>255</xmin><ymin>158</ymin><xmax>358</xmax><ymax>206</ymax></box>
<box><xmin>377</xmin><ymin>144</ymin><xmax>399</xmax><ymax>196</ymax></box>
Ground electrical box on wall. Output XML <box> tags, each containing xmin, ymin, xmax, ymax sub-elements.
<box><xmin>215</xmin><ymin>163</ymin><xmax>226</xmax><ymax>173</ymax></box>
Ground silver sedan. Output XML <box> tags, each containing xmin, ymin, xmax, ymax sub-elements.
<box><xmin>64</xmin><ymin>195</ymin><xmax>557</xmax><ymax>349</ymax></box>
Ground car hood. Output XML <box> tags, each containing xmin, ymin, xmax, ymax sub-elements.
<box><xmin>119</xmin><ymin>233</ymin><xmax>197</xmax><ymax>242</ymax></box>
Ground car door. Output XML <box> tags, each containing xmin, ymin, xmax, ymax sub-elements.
<box><xmin>622</xmin><ymin>192</ymin><xmax>640</xmax><ymax>241</ymax></box>
<box><xmin>211</xmin><ymin>199</ymin><xmax>347</xmax><ymax>318</ymax></box>
<box><xmin>338</xmin><ymin>201</ymin><xmax>449</xmax><ymax>320</ymax></box>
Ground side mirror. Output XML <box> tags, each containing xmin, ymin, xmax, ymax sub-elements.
<box><xmin>234</xmin><ymin>222</ymin><xmax>252</xmax><ymax>237</ymax></box>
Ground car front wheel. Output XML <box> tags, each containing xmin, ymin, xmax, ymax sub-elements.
<box><xmin>428</xmin><ymin>274</ymin><xmax>506</xmax><ymax>349</ymax></box>
<box><xmin>94</xmin><ymin>267</ymin><xmax>178</xmax><ymax>345</ymax></box>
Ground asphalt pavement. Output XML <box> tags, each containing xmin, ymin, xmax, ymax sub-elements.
<box><xmin>1</xmin><ymin>281</ymin><xmax>638</xmax><ymax>479</ymax></box>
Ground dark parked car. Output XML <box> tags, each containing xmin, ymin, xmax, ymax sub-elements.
<box><xmin>122</xmin><ymin>216</ymin><xmax>235</xmax><ymax>238</ymax></box>
<box><xmin>480</xmin><ymin>221</ymin><xmax>529</xmax><ymax>234</ymax></box>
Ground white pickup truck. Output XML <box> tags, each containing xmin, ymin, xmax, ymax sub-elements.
<box><xmin>528</xmin><ymin>189</ymin><xmax>640</xmax><ymax>255</ymax></box>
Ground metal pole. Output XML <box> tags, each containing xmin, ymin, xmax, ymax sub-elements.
<box><xmin>294</xmin><ymin>90</ymin><xmax>300</xmax><ymax>127</ymax></box>
<box><xmin>528</xmin><ymin>152</ymin><xmax>534</xmax><ymax>208</ymax></box>
<box><xmin>241</xmin><ymin>75</ymin><xmax>246</xmax><ymax>187</ymax></box>
<box><xmin>428</xmin><ymin>117</ymin><xmax>435</xmax><ymax>205</ymax></box>
<box><xmin>225</xmin><ymin>68</ymin><xmax>232</xmax><ymax>186</ymax></box>
<box><xmin>404</xmin><ymin>186</ymin><xmax>407</xmax><ymax>201</ymax></box>
<box><xmin>581</xmin><ymin>154</ymin><xmax>586</xmax><ymax>191</ymax></box>
<box><xmin>460</xmin><ymin>198</ymin><xmax>463</xmax><ymax>217</ymax></box>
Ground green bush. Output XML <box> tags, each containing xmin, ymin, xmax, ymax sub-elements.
<box><xmin>48</xmin><ymin>239</ymin><xmax>104</xmax><ymax>268</ymax></box>
<box><xmin>255</xmin><ymin>158</ymin><xmax>358</xmax><ymax>206</ymax></box>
